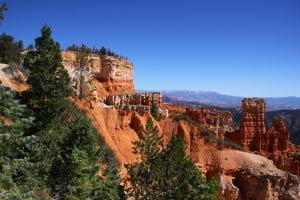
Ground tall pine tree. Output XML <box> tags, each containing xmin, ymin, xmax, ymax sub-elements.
<box><xmin>159</xmin><ymin>134</ymin><xmax>219</xmax><ymax>200</ymax></box>
<box><xmin>22</xmin><ymin>25</ymin><xmax>71</xmax><ymax>129</ymax></box>
<box><xmin>126</xmin><ymin>122</ymin><xmax>220</xmax><ymax>199</ymax></box>
<box><xmin>125</xmin><ymin>119</ymin><xmax>163</xmax><ymax>199</ymax></box>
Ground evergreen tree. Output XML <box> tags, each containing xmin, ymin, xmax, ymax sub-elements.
<box><xmin>125</xmin><ymin>119</ymin><xmax>163</xmax><ymax>199</ymax></box>
<box><xmin>72</xmin><ymin>44</ymin><xmax>94</xmax><ymax>100</ymax></box>
<box><xmin>0</xmin><ymin>33</ymin><xmax>22</xmax><ymax>64</ymax></box>
<box><xmin>0</xmin><ymin>2</ymin><xmax>7</xmax><ymax>21</ymax></box>
<box><xmin>151</xmin><ymin>103</ymin><xmax>161</xmax><ymax>121</ymax></box>
<box><xmin>159</xmin><ymin>134</ymin><xmax>219</xmax><ymax>200</ymax></box>
<box><xmin>0</xmin><ymin>88</ymin><xmax>37</xmax><ymax>199</ymax></box>
<box><xmin>26</xmin><ymin>44</ymin><xmax>34</xmax><ymax>51</ymax></box>
<box><xmin>100</xmin><ymin>46</ymin><xmax>107</xmax><ymax>55</ymax></box>
<box><xmin>126</xmin><ymin>122</ymin><xmax>220</xmax><ymax>200</ymax></box>
<box><xmin>22</xmin><ymin>25</ymin><xmax>71</xmax><ymax>128</ymax></box>
<box><xmin>37</xmin><ymin>102</ymin><xmax>123</xmax><ymax>199</ymax></box>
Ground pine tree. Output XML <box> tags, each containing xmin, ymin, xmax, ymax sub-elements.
<box><xmin>126</xmin><ymin>122</ymin><xmax>220</xmax><ymax>200</ymax></box>
<box><xmin>0</xmin><ymin>2</ymin><xmax>7</xmax><ymax>21</ymax></box>
<box><xmin>160</xmin><ymin>134</ymin><xmax>219</xmax><ymax>199</ymax></box>
<box><xmin>100</xmin><ymin>46</ymin><xmax>107</xmax><ymax>55</ymax></box>
<box><xmin>72</xmin><ymin>44</ymin><xmax>94</xmax><ymax>100</ymax></box>
<box><xmin>22</xmin><ymin>25</ymin><xmax>71</xmax><ymax>128</ymax></box>
<box><xmin>0</xmin><ymin>88</ymin><xmax>37</xmax><ymax>199</ymax></box>
<box><xmin>151</xmin><ymin>103</ymin><xmax>161</xmax><ymax>121</ymax></box>
<box><xmin>0</xmin><ymin>33</ymin><xmax>22</xmax><ymax>64</ymax></box>
<box><xmin>125</xmin><ymin>119</ymin><xmax>163</xmax><ymax>199</ymax></box>
<box><xmin>36</xmin><ymin>102</ymin><xmax>123</xmax><ymax>199</ymax></box>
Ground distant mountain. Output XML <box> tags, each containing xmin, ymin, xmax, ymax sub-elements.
<box><xmin>161</xmin><ymin>90</ymin><xmax>300</xmax><ymax>111</ymax></box>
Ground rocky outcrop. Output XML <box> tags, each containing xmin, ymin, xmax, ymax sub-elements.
<box><xmin>0</xmin><ymin>63</ymin><xmax>28</xmax><ymax>91</ymax></box>
<box><xmin>269</xmin><ymin>152</ymin><xmax>300</xmax><ymax>177</ymax></box>
<box><xmin>62</xmin><ymin>51</ymin><xmax>135</xmax><ymax>97</ymax></box>
<box><xmin>226</xmin><ymin>98</ymin><xmax>293</xmax><ymax>153</ymax></box>
<box><xmin>77</xmin><ymin>100</ymin><xmax>300</xmax><ymax>199</ymax></box>
<box><xmin>239</xmin><ymin>98</ymin><xmax>267</xmax><ymax>151</ymax></box>
<box><xmin>185</xmin><ymin>107</ymin><xmax>234</xmax><ymax>138</ymax></box>
<box><xmin>234</xmin><ymin>166</ymin><xmax>300</xmax><ymax>200</ymax></box>
<box><xmin>106</xmin><ymin>92</ymin><xmax>162</xmax><ymax>106</ymax></box>
<box><xmin>268</xmin><ymin>119</ymin><xmax>293</xmax><ymax>153</ymax></box>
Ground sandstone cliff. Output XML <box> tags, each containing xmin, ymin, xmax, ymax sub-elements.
<box><xmin>78</xmin><ymin>100</ymin><xmax>300</xmax><ymax>200</ymax></box>
<box><xmin>62</xmin><ymin>51</ymin><xmax>135</xmax><ymax>99</ymax></box>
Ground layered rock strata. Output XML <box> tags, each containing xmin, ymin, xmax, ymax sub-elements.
<box><xmin>106</xmin><ymin>92</ymin><xmax>162</xmax><ymax>106</ymax></box>
<box><xmin>62</xmin><ymin>51</ymin><xmax>135</xmax><ymax>96</ymax></box>
<box><xmin>185</xmin><ymin>107</ymin><xmax>234</xmax><ymax>137</ymax></box>
<box><xmin>226</xmin><ymin>98</ymin><xmax>293</xmax><ymax>153</ymax></box>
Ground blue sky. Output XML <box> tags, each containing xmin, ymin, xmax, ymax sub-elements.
<box><xmin>1</xmin><ymin>0</ymin><xmax>300</xmax><ymax>97</ymax></box>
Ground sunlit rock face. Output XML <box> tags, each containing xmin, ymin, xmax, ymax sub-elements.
<box><xmin>62</xmin><ymin>51</ymin><xmax>135</xmax><ymax>97</ymax></box>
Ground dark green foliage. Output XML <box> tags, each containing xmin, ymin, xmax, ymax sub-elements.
<box><xmin>159</xmin><ymin>134</ymin><xmax>219</xmax><ymax>199</ymax></box>
<box><xmin>26</xmin><ymin>44</ymin><xmax>34</xmax><ymax>51</ymax></box>
<box><xmin>66</xmin><ymin>44</ymin><xmax>126</xmax><ymax>59</ymax></box>
<box><xmin>100</xmin><ymin>46</ymin><xmax>107</xmax><ymax>55</ymax></box>
<box><xmin>0</xmin><ymin>2</ymin><xmax>7</xmax><ymax>21</ymax></box>
<box><xmin>125</xmin><ymin>119</ymin><xmax>163</xmax><ymax>199</ymax></box>
<box><xmin>35</xmin><ymin>102</ymin><xmax>122</xmax><ymax>199</ymax></box>
<box><xmin>0</xmin><ymin>88</ymin><xmax>37</xmax><ymax>199</ymax></box>
<box><xmin>22</xmin><ymin>25</ymin><xmax>71</xmax><ymax>128</ymax></box>
<box><xmin>13</xmin><ymin>25</ymin><xmax>124</xmax><ymax>199</ymax></box>
<box><xmin>151</xmin><ymin>103</ymin><xmax>161</xmax><ymax>121</ymax></box>
<box><xmin>126</xmin><ymin>120</ymin><xmax>220</xmax><ymax>199</ymax></box>
<box><xmin>0</xmin><ymin>33</ymin><xmax>23</xmax><ymax>64</ymax></box>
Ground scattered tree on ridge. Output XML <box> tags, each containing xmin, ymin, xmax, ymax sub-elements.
<box><xmin>0</xmin><ymin>33</ymin><xmax>23</xmax><ymax>64</ymax></box>
<box><xmin>72</xmin><ymin>44</ymin><xmax>95</xmax><ymax>100</ymax></box>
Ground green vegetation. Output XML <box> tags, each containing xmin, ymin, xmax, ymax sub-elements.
<box><xmin>1</xmin><ymin>26</ymin><xmax>123</xmax><ymax>199</ymax></box>
<box><xmin>72</xmin><ymin>44</ymin><xmax>95</xmax><ymax>100</ymax></box>
<box><xmin>0</xmin><ymin>33</ymin><xmax>23</xmax><ymax>64</ymax></box>
<box><xmin>67</xmin><ymin>44</ymin><xmax>127</xmax><ymax>59</ymax></box>
<box><xmin>125</xmin><ymin>119</ymin><xmax>219</xmax><ymax>199</ymax></box>
<box><xmin>1</xmin><ymin>8</ymin><xmax>220</xmax><ymax>198</ymax></box>
<box><xmin>0</xmin><ymin>2</ymin><xmax>7</xmax><ymax>21</ymax></box>
<box><xmin>150</xmin><ymin>103</ymin><xmax>161</xmax><ymax>121</ymax></box>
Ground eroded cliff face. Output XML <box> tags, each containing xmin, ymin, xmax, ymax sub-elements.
<box><xmin>0</xmin><ymin>63</ymin><xmax>28</xmax><ymax>91</ymax></box>
<box><xmin>226</xmin><ymin>98</ymin><xmax>293</xmax><ymax>153</ymax></box>
<box><xmin>2</xmin><ymin>52</ymin><xmax>300</xmax><ymax>199</ymax></box>
<box><xmin>62</xmin><ymin>51</ymin><xmax>135</xmax><ymax>98</ymax></box>
<box><xmin>185</xmin><ymin>107</ymin><xmax>234</xmax><ymax>138</ymax></box>
<box><xmin>78</xmin><ymin>100</ymin><xmax>300</xmax><ymax>200</ymax></box>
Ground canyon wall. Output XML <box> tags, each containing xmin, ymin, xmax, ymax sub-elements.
<box><xmin>185</xmin><ymin>107</ymin><xmax>234</xmax><ymax>138</ymax></box>
<box><xmin>78</xmin><ymin>100</ymin><xmax>300</xmax><ymax>200</ymax></box>
<box><xmin>62</xmin><ymin>51</ymin><xmax>135</xmax><ymax>98</ymax></box>
<box><xmin>106</xmin><ymin>92</ymin><xmax>162</xmax><ymax>106</ymax></box>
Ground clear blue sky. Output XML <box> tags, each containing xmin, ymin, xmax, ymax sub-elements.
<box><xmin>1</xmin><ymin>0</ymin><xmax>300</xmax><ymax>97</ymax></box>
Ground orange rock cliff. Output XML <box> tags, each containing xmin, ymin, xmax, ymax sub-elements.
<box><xmin>1</xmin><ymin>52</ymin><xmax>300</xmax><ymax>200</ymax></box>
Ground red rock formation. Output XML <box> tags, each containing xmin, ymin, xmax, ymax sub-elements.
<box><xmin>268</xmin><ymin>119</ymin><xmax>292</xmax><ymax>152</ymax></box>
<box><xmin>77</xmin><ymin>100</ymin><xmax>300</xmax><ymax>200</ymax></box>
<box><xmin>226</xmin><ymin>98</ymin><xmax>294</xmax><ymax>154</ymax></box>
<box><xmin>239</xmin><ymin>98</ymin><xmax>267</xmax><ymax>151</ymax></box>
<box><xmin>185</xmin><ymin>107</ymin><xmax>234</xmax><ymax>138</ymax></box>
<box><xmin>62</xmin><ymin>51</ymin><xmax>135</xmax><ymax>97</ymax></box>
<box><xmin>106</xmin><ymin>92</ymin><xmax>162</xmax><ymax>106</ymax></box>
